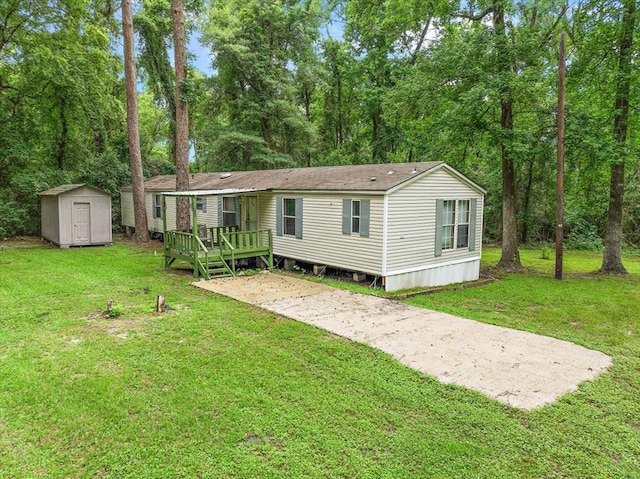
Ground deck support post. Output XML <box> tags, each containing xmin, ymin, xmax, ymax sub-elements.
<box><xmin>162</xmin><ymin>195</ymin><xmax>168</xmax><ymax>269</ymax></box>
<box><xmin>268</xmin><ymin>230</ymin><xmax>273</xmax><ymax>269</ymax></box>
<box><xmin>353</xmin><ymin>272</ymin><xmax>367</xmax><ymax>282</ymax></box>
<box><xmin>191</xmin><ymin>196</ymin><xmax>198</xmax><ymax>278</ymax></box>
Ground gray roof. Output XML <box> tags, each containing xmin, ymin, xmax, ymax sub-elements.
<box><xmin>122</xmin><ymin>162</ymin><xmax>447</xmax><ymax>193</ymax></box>
<box><xmin>40</xmin><ymin>184</ymin><xmax>111</xmax><ymax>196</ymax></box>
<box><xmin>40</xmin><ymin>184</ymin><xmax>85</xmax><ymax>196</ymax></box>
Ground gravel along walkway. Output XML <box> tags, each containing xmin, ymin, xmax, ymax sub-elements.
<box><xmin>193</xmin><ymin>272</ymin><xmax>612</xmax><ymax>410</ymax></box>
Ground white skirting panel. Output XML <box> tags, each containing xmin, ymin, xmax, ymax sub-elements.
<box><xmin>384</xmin><ymin>259</ymin><xmax>480</xmax><ymax>292</ymax></box>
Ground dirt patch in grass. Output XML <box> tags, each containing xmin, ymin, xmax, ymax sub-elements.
<box><xmin>0</xmin><ymin>236</ymin><xmax>44</xmax><ymax>249</ymax></box>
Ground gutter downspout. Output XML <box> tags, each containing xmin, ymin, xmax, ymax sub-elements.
<box><xmin>381</xmin><ymin>193</ymin><xmax>389</xmax><ymax>278</ymax></box>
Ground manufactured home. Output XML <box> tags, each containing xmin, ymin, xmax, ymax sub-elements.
<box><xmin>121</xmin><ymin>162</ymin><xmax>485</xmax><ymax>291</ymax></box>
<box><xmin>41</xmin><ymin>184</ymin><xmax>112</xmax><ymax>247</ymax></box>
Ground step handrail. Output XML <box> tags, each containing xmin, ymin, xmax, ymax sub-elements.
<box><xmin>218</xmin><ymin>235</ymin><xmax>235</xmax><ymax>275</ymax></box>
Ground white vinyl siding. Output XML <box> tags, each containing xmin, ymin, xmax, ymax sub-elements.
<box><xmin>264</xmin><ymin>193</ymin><xmax>383</xmax><ymax>274</ymax></box>
<box><xmin>120</xmin><ymin>192</ymin><xmax>134</xmax><ymax>226</ymax></box>
<box><xmin>130</xmin><ymin>193</ymin><xmax>219</xmax><ymax>233</ymax></box>
<box><xmin>385</xmin><ymin>168</ymin><xmax>483</xmax><ymax>274</ymax></box>
<box><xmin>384</xmin><ymin>259</ymin><xmax>481</xmax><ymax>292</ymax></box>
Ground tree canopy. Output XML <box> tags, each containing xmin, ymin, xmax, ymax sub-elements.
<box><xmin>1</xmin><ymin>0</ymin><xmax>639</xmax><ymax>265</ymax></box>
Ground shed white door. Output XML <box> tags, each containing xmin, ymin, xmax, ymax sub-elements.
<box><xmin>73</xmin><ymin>202</ymin><xmax>91</xmax><ymax>244</ymax></box>
<box><xmin>245</xmin><ymin>196</ymin><xmax>258</xmax><ymax>231</ymax></box>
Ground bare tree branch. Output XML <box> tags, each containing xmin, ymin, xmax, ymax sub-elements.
<box><xmin>456</xmin><ymin>7</ymin><xmax>494</xmax><ymax>21</ymax></box>
<box><xmin>408</xmin><ymin>17</ymin><xmax>433</xmax><ymax>66</ymax></box>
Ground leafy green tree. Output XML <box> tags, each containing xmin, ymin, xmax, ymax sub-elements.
<box><xmin>601</xmin><ymin>0</ymin><xmax>635</xmax><ymax>273</ymax></box>
<box><xmin>198</xmin><ymin>0</ymin><xmax>322</xmax><ymax>170</ymax></box>
<box><xmin>134</xmin><ymin>0</ymin><xmax>176</xmax><ymax>161</ymax></box>
<box><xmin>312</xmin><ymin>38</ymin><xmax>356</xmax><ymax>164</ymax></box>
<box><xmin>566</xmin><ymin>0</ymin><xmax>640</xmax><ymax>259</ymax></box>
<box><xmin>0</xmin><ymin>0</ymin><xmax>127</xmax><ymax>236</ymax></box>
<box><xmin>383</xmin><ymin>0</ymin><xmax>566</xmax><ymax>265</ymax></box>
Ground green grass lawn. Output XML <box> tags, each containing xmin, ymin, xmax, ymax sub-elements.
<box><xmin>1</xmin><ymin>239</ymin><xmax>639</xmax><ymax>478</ymax></box>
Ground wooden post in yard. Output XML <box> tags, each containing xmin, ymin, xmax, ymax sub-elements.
<box><xmin>555</xmin><ymin>32</ymin><xmax>566</xmax><ymax>280</ymax></box>
<box><xmin>156</xmin><ymin>295</ymin><xmax>165</xmax><ymax>313</ymax></box>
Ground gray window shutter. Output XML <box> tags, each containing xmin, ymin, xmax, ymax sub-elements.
<box><xmin>275</xmin><ymin>196</ymin><xmax>283</xmax><ymax>236</ymax></box>
<box><xmin>469</xmin><ymin>198</ymin><xmax>477</xmax><ymax>251</ymax></box>
<box><xmin>295</xmin><ymin>197</ymin><xmax>303</xmax><ymax>239</ymax></box>
<box><xmin>235</xmin><ymin>197</ymin><xmax>241</xmax><ymax>228</ymax></box>
<box><xmin>217</xmin><ymin>196</ymin><xmax>223</xmax><ymax>227</ymax></box>
<box><xmin>342</xmin><ymin>199</ymin><xmax>351</xmax><ymax>235</ymax></box>
<box><xmin>360</xmin><ymin>199</ymin><xmax>370</xmax><ymax>237</ymax></box>
<box><xmin>435</xmin><ymin>199</ymin><xmax>443</xmax><ymax>257</ymax></box>
<box><xmin>202</xmin><ymin>197</ymin><xmax>207</xmax><ymax>213</ymax></box>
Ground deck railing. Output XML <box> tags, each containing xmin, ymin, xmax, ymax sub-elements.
<box><xmin>165</xmin><ymin>230</ymin><xmax>205</xmax><ymax>256</ymax></box>
<box><xmin>209</xmin><ymin>225</ymin><xmax>239</xmax><ymax>246</ymax></box>
<box><xmin>164</xmin><ymin>228</ymin><xmax>273</xmax><ymax>278</ymax></box>
<box><xmin>164</xmin><ymin>230</ymin><xmax>211</xmax><ymax>277</ymax></box>
<box><xmin>219</xmin><ymin>229</ymin><xmax>272</xmax><ymax>252</ymax></box>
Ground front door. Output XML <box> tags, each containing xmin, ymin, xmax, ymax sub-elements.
<box><xmin>245</xmin><ymin>196</ymin><xmax>258</xmax><ymax>231</ymax></box>
<box><xmin>73</xmin><ymin>202</ymin><xmax>91</xmax><ymax>244</ymax></box>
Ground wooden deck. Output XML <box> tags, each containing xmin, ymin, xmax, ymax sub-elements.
<box><xmin>164</xmin><ymin>227</ymin><xmax>273</xmax><ymax>279</ymax></box>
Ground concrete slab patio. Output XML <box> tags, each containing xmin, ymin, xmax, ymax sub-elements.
<box><xmin>193</xmin><ymin>272</ymin><xmax>612</xmax><ymax>410</ymax></box>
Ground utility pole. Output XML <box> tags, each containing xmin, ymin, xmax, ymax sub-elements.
<box><xmin>555</xmin><ymin>32</ymin><xmax>566</xmax><ymax>280</ymax></box>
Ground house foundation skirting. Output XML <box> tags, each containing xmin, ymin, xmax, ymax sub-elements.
<box><xmin>384</xmin><ymin>259</ymin><xmax>480</xmax><ymax>292</ymax></box>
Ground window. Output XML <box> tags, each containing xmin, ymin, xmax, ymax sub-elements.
<box><xmin>435</xmin><ymin>198</ymin><xmax>477</xmax><ymax>256</ymax></box>
<box><xmin>276</xmin><ymin>197</ymin><xmax>303</xmax><ymax>239</ymax></box>
<box><xmin>441</xmin><ymin>200</ymin><xmax>455</xmax><ymax>250</ymax></box>
<box><xmin>283</xmin><ymin>198</ymin><xmax>297</xmax><ymax>236</ymax></box>
<box><xmin>153</xmin><ymin>194</ymin><xmax>162</xmax><ymax>219</ymax></box>
<box><xmin>351</xmin><ymin>200</ymin><xmax>361</xmax><ymax>234</ymax></box>
<box><xmin>342</xmin><ymin>199</ymin><xmax>370</xmax><ymax>237</ymax></box>
<box><xmin>222</xmin><ymin>196</ymin><xmax>236</xmax><ymax>226</ymax></box>
<box><xmin>196</xmin><ymin>196</ymin><xmax>207</xmax><ymax>212</ymax></box>
<box><xmin>456</xmin><ymin>200</ymin><xmax>470</xmax><ymax>248</ymax></box>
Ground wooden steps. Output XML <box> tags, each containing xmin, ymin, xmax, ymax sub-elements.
<box><xmin>164</xmin><ymin>228</ymin><xmax>273</xmax><ymax>279</ymax></box>
<box><xmin>205</xmin><ymin>259</ymin><xmax>233</xmax><ymax>278</ymax></box>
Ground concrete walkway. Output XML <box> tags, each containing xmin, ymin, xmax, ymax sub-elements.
<box><xmin>193</xmin><ymin>272</ymin><xmax>612</xmax><ymax>410</ymax></box>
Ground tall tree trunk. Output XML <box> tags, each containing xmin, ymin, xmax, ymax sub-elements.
<box><xmin>493</xmin><ymin>1</ymin><xmax>522</xmax><ymax>270</ymax></box>
<box><xmin>57</xmin><ymin>95</ymin><xmax>67</xmax><ymax>170</ymax></box>
<box><xmin>497</xmin><ymin>101</ymin><xmax>521</xmax><ymax>269</ymax></box>
<box><xmin>601</xmin><ymin>0</ymin><xmax>635</xmax><ymax>274</ymax></box>
<box><xmin>371</xmin><ymin>107</ymin><xmax>387</xmax><ymax>163</ymax></box>
<box><xmin>337</xmin><ymin>73</ymin><xmax>343</xmax><ymax>146</ymax></box>
<box><xmin>520</xmin><ymin>158</ymin><xmax>535</xmax><ymax>243</ymax></box>
<box><xmin>122</xmin><ymin>0</ymin><xmax>149</xmax><ymax>243</ymax></box>
<box><xmin>172</xmin><ymin>0</ymin><xmax>190</xmax><ymax>231</ymax></box>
